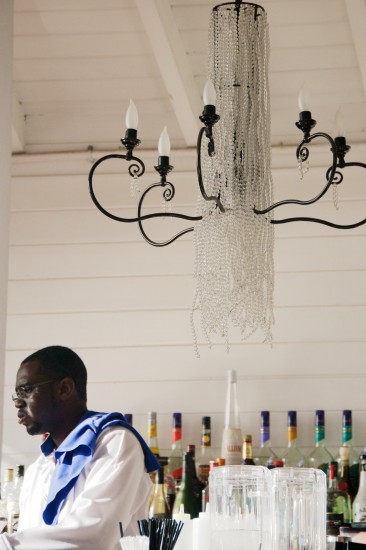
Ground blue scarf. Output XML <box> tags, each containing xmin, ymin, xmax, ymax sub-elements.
<box><xmin>41</xmin><ymin>411</ymin><xmax>160</xmax><ymax>525</ymax></box>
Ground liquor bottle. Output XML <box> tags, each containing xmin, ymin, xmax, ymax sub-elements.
<box><xmin>168</xmin><ymin>412</ymin><xmax>183</xmax><ymax>486</ymax></box>
<box><xmin>308</xmin><ymin>410</ymin><xmax>333</xmax><ymax>472</ymax></box>
<box><xmin>202</xmin><ymin>460</ymin><xmax>219</xmax><ymax>512</ymax></box>
<box><xmin>124</xmin><ymin>413</ymin><xmax>133</xmax><ymax>426</ymax></box>
<box><xmin>147</xmin><ymin>411</ymin><xmax>160</xmax><ymax>459</ymax></box>
<box><xmin>221</xmin><ymin>369</ymin><xmax>242</xmax><ymax>465</ymax></box>
<box><xmin>281</xmin><ymin>411</ymin><xmax>306</xmax><ymax>467</ymax></box>
<box><xmin>5</xmin><ymin>467</ymin><xmax>22</xmax><ymax>534</ymax></box>
<box><xmin>149</xmin><ymin>466</ymin><xmax>171</xmax><ymax>519</ymax></box>
<box><xmin>353</xmin><ymin>453</ymin><xmax>366</xmax><ymax>523</ymax></box>
<box><xmin>2</xmin><ymin>470</ymin><xmax>14</xmax><ymax>504</ymax></box>
<box><xmin>196</xmin><ymin>416</ymin><xmax>215</xmax><ymax>485</ymax></box>
<box><xmin>173</xmin><ymin>451</ymin><xmax>201</xmax><ymax>519</ymax></box>
<box><xmin>336</xmin><ymin>410</ymin><xmax>360</xmax><ymax>493</ymax></box>
<box><xmin>338</xmin><ymin>445</ymin><xmax>356</xmax><ymax>502</ymax></box>
<box><xmin>254</xmin><ymin>411</ymin><xmax>278</xmax><ymax>466</ymax></box>
<box><xmin>327</xmin><ymin>461</ymin><xmax>352</xmax><ymax>523</ymax></box>
<box><xmin>241</xmin><ymin>434</ymin><xmax>255</xmax><ymax>465</ymax></box>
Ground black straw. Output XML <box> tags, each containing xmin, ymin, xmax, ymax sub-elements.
<box><xmin>137</xmin><ymin>518</ymin><xmax>183</xmax><ymax>550</ymax></box>
<box><xmin>119</xmin><ymin>522</ymin><xmax>124</xmax><ymax>538</ymax></box>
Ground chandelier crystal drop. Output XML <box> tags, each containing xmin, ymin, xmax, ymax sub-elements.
<box><xmin>192</xmin><ymin>3</ymin><xmax>274</xmax><ymax>351</ymax></box>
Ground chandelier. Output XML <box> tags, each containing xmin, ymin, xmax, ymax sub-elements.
<box><xmin>88</xmin><ymin>1</ymin><xmax>365</xmax><ymax>352</ymax></box>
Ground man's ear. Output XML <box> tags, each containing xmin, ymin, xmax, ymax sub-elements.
<box><xmin>58</xmin><ymin>377</ymin><xmax>75</xmax><ymax>400</ymax></box>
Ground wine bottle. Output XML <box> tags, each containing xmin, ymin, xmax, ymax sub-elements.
<box><xmin>241</xmin><ymin>434</ymin><xmax>255</xmax><ymax>465</ymax></box>
<box><xmin>353</xmin><ymin>453</ymin><xmax>366</xmax><ymax>523</ymax></box>
<box><xmin>281</xmin><ymin>411</ymin><xmax>306</xmax><ymax>467</ymax></box>
<box><xmin>173</xmin><ymin>451</ymin><xmax>201</xmax><ymax>519</ymax></box>
<box><xmin>338</xmin><ymin>445</ymin><xmax>356</xmax><ymax>502</ymax></box>
<box><xmin>196</xmin><ymin>416</ymin><xmax>215</xmax><ymax>485</ymax></box>
<box><xmin>307</xmin><ymin>410</ymin><xmax>333</xmax><ymax>472</ymax></box>
<box><xmin>336</xmin><ymin>410</ymin><xmax>360</xmax><ymax>493</ymax></box>
<box><xmin>147</xmin><ymin>411</ymin><xmax>160</xmax><ymax>459</ymax></box>
<box><xmin>168</xmin><ymin>412</ymin><xmax>183</xmax><ymax>486</ymax></box>
<box><xmin>149</xmin><ymin>466</ymin><xmax>171</xmax><ymax>519</ymax></box>
<box><xmin>254</xmin><ymin>411</ymin><xmax>278</xmax><ymax>466</ymax></box>
<box><xmin>327</xmin><ymin>461</ymin><xmax>352</xmax><ymax>523</ymax></box>
<box><xmin>221</xmin><ymin>369</ymin><xmax>242</xmax><ymax>465</ymax></box>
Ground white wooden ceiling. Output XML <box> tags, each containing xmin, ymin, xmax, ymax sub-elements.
<box><xmin>12</xmin><ymin>0</ymin><xmax>366</xmax><ymax>155</ymax></box>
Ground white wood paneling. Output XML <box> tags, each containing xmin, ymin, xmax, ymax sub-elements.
<box><xmin>4</xmin><ymin>147</ymin><xmax>366</xmax><ymax>474</ymax></box>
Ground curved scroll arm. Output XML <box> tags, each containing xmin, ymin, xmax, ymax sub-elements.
<box><xmin>253</xmin><ymin>132</ymin><xmax>338</xmax><ymax>216</ymax></box>
<box><xmin>137</xmin><ymin>182</ymin><xmax>202</xmax><ymax>247</ymax></box>
<box><xmin>270</xmin><ymin>216</ymin><xmax>366</xmax><ymax>230</ymax></box>
<box><xmin>196</xmin><ymin>127</ymin><xmax>226</xmax><ymax>213</ymax></box>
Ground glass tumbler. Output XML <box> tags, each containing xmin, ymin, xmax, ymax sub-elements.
<box><xmin>271</xmin><ymin>467</ymin><xmax>326</xmax><ymax>550</ymax></box>
<box><xmin>209</xmin><ymin>465</ymin><xmax>272</xmax><ymax>550</ymax></box>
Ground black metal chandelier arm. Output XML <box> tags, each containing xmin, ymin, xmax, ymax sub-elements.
<box><xmin>197</xmin><ymin>126</ymin><xmax>226</xmax><ymax>213</ymax></box>
<box><xmin>89</xmin><ymin>153</ymin><xmax>150</xmax><ymax>223</ymax></box>
<box><xmin>341</xmin><ymin>161</ymin><xmax>366</xmax><ymax>170</ymax></box>
<box><xmin>270</xmin><ymin>215</ymin><xmax>366</xmax><ymax>230</ymax></box>
<box><xmin>136</xmin><ymin>181</ymin><xmax>202</xmax><ymax>247</ymax></box>
<box><xmin>254</xmin><ymin>132</ymin><xmax>338</xmax><ymax>215</ymax></box>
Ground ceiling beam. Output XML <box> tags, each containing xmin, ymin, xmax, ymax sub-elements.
<box><xmin>135</xmin><ymin>0</ymin><xmax>201</xmax><ymax>147</ymax></box>
<box><xmin>12</xmin><ymin>94</ymin><xmax>25</xmax><ymax>153</ymax></box>
<box><xmin>345</xmin><ymin>0</ymin><xmax>366</xmax><ymax>94</ymax></box>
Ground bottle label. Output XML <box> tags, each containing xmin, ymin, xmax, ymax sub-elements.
<box><xmin>315</xmin><ymin>426</ymin><xmax>325</xmax><ymax>444</ymax></box>
<box><xmin>288</xmin><ymin>426</ymin><xmax>297</xmax><ymax>442</ymax></box>
<box><xmin>172</xmin><ymin>428</ymin><xmax>182</xmax><ymax>444</ymax></box>
<box><xmin>353</xmin><ymin>505</ymin><xmax>366</xmax><ymax>523</ymax></box>
<box><xmin>222</xmin><ymin>428</ymin><xmax>242</xmax><ymax>464</ymax></box>
<box><xmin>148</xmin><ymin>424</ymin><xmax>157</xmax><ymax>438</ymax></box>
<box><xmin>342</xmin><ymin>426</ymin><xmax>352</xmax><ymax>444</ymax></box>
<box><xmin>201</xmin><ymin>428</ymin><xmax>211</xmax><ymax>448</ymax></box>
<box><xmin>261</xmin><ymin>427</ymin><xmax>270</xmax><ymax>446</ymax></box>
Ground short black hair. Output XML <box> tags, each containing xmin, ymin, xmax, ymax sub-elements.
<box><xmin>22</xmin><ymin>346</ymin><xmax>87</xmax><ymax>401</ymax></box>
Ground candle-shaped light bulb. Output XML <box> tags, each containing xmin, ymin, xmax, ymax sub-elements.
<box><xmin>125</xmin><ymin>99</ymin><xmax>138</xmax><ymax>130</ymax></box>
<box><xmin>203</xmin><ymin>79</ymin><xmax>216</xmax><ymax>107</ymax></box>
<box><xmin>158</xmin><ymin>126</ymin><xmax>170</xmax><ymax>156</ymax></box>
<box><xmin>335</xmin><ymin>108</ymin><xmax>345</xmax><ymax>138</ymax></box>
<box><xmin>298</xmin><ymin>86</ymin><xmax>311</xmax><ymax>112</ymax></box>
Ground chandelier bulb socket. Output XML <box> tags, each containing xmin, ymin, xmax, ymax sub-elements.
<box><xmin>334</xmin><ymin>136</ymin><xmax>351</xmax><ymax>167</ymax></box>
<box><xmin>155</xmin><ymin>156</ymin><xmax>173</xmax><ymax>180</ymax></box>
<box><xmin>296</xmin><ymin>111</ymin><xmax>316</xmax><ymax>138</ymax></box>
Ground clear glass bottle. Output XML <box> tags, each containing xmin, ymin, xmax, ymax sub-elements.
<box><xmin>281</xmin><ymin>411</ymin><xmax>306</xmax><ymax>467</ymax></box>
<box><xmin>327</xmin><ymin>461</ymin><xmax>352</xmax><ymax>523</ymax></box>
<box><xmin>173</xmin><ymin>451</ymin><xmax>201</xmax><ymax>519</ymax></box>
<box><xmin>241</xmin><ymin>434</ymin><xmax>255</xmax><ymax>465</ymax></box>
<box><xmin>221</xmin><ymin>369</ymin><xmax>242</xmax><ymax>465</ymax></box>
<box><xmin>149</xmin><ymin>466</ymin><xmax>171</xmax><ymax>519</ymax></box>
<box><xmin>353</xmin><ymin>453</ymin><xmax>366</xmax><ymax>523</ymax></box>
<box><xmin>254</xmin><ymin>410</ymin><xmax>278</xmax><ymax>466</ymax></box>
<box><xmin>308</xmin><ymin>410</ymin><xmax>333</xmax><ymax>472</ymax></box>
<box><xmin>336</xmin><ymin>410</ymin><xmax>360</xmax><ymax>493</ymax></box>
<box><xmin>196</xmin><ymin>416</ymin><xmax>215</xmax><ymax>485</ymax></box>
<box><xmin>168</xmin><ymin>412</ymin><xmax>183</xmax><ymax>486</ymax></box>
<box><xmin>147</xmin><ymin>411</ymin><xmax>160</xmax><ymax>459</ymax></box>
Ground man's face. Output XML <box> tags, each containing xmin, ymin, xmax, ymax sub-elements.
<box><xmin>14</xmin><ymin>360</ymin><xmax>59</xmax><ymax>436</ymax></box>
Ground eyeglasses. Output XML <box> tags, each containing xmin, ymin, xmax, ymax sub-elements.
<box><xmin>12</xmin><ymin>379</ymin><xmax>58</xmax><ymax>401</ymax></box>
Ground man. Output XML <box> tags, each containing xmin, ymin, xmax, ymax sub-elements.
<box><xmin>0</xmin><ymin>345</ymin><xmax>159</xmax><ymax>550</ymax></box>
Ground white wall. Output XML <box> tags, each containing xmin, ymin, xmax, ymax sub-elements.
<box><xmin>3</xmin><ymin>144</ymin><xmax>366</xmax><ymax>471</ymax></box>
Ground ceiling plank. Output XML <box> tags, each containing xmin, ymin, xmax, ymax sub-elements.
<box><xmin>12</xmin><ymin>95</ymin><xmax>25</xmax><ymax>153</ymax></box>
<box><xmin>344</xmin><ymin>0</ymin><xmax>366</xmax><ymax>94</ymax></box>
<box><xmin>135</xmin><ymin>0</ymin><xmax>201</xmax><ymax>147</ymax></box>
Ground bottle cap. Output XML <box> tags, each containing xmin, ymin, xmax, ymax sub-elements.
<box><xmin>244</xmin><ymin>434</ymin><xmax>252</xmax><ymax>443</ymax></box>
<box><xmin>261</xmin><ymin>411</ymin><xmax>270</xmax><ymax>427</ymax></box>
<box><xmin>172</xmin><ymin>412</ymin><xmax>182</xmax><ymax>427</ymax></box>
<box><xmin>202</xmin><ymin>416</ymin><xmax>211</xmax><ymax>427</ymax></box>
<box><xmin>315</xmin><ymin>410</ymin><xmax>325</xmax><ymax>426</ymax></box>
<box><xmin>228</xmin><ymin>370</ymin><xmax>237</xmax><ymax>383</ymax></box>
<box><xmin>288</xmin><ymin>411</ymin><xmax>297</xmax><ymax>426</ymax></box>
<box><xmin>342</xmin><ymin>410</ymin><xmax>352</xmax><ymax>426</ymax></box>
<box><xmin>215</xmin><ymin>457</ymin><xmax>226</xmax><ymax>466</ymax></box>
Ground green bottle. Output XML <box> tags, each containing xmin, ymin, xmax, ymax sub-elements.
<box><xmin>173</xmin><ymin>451</ymin><xmax>201</xmax><ymax>519</ymax></box>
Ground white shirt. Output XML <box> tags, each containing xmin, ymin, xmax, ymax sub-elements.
<box><xmin>0</xmin><ymin>426</ymin><xmax>152</xmax><ymax>550</ymax></box>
